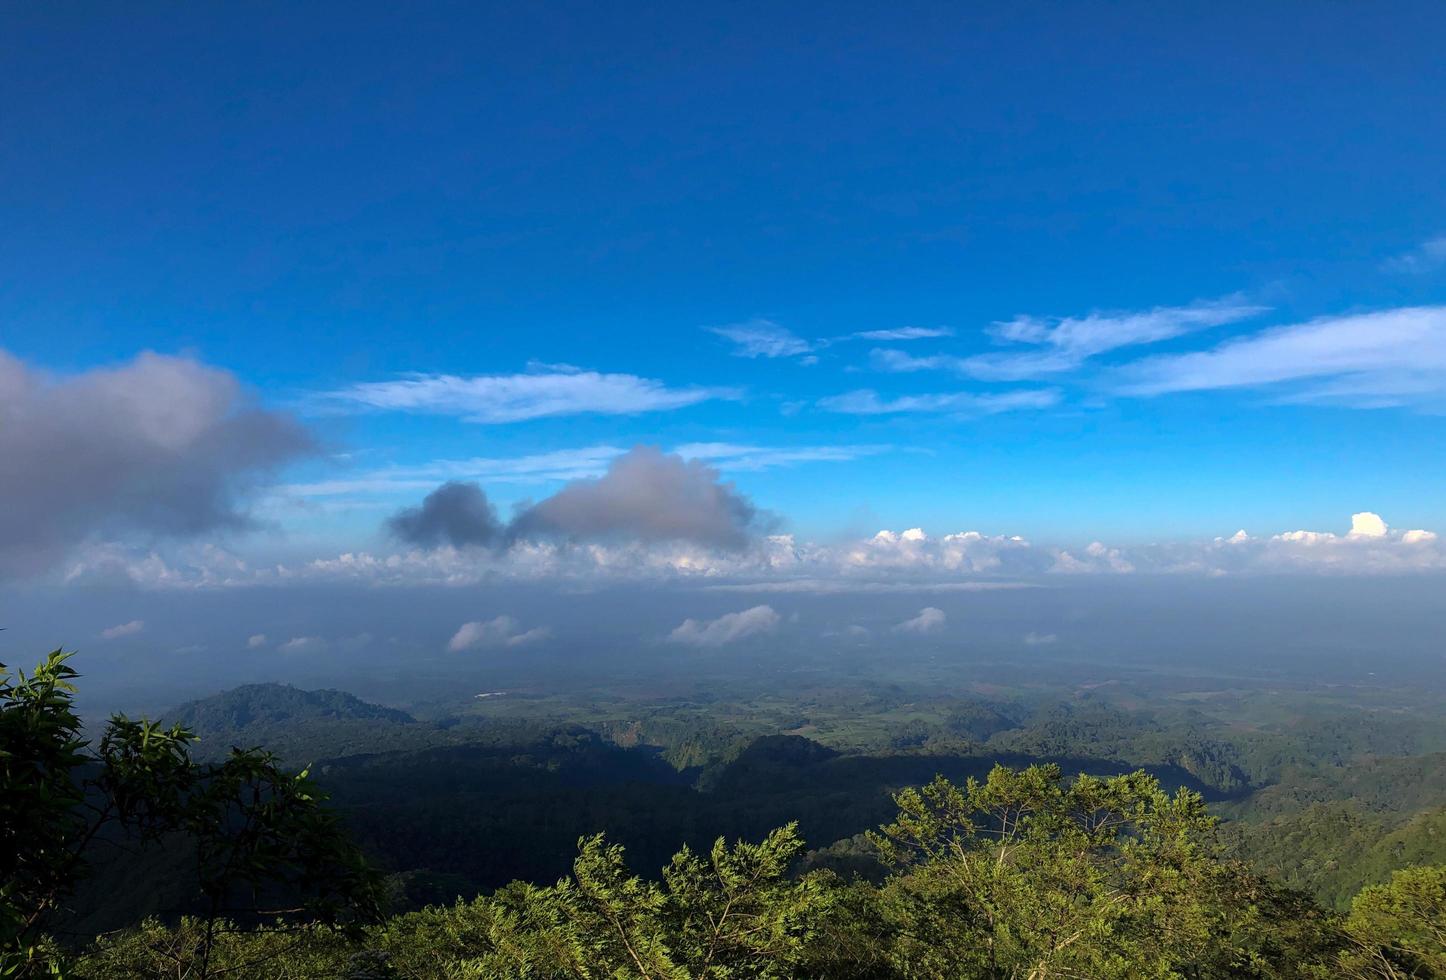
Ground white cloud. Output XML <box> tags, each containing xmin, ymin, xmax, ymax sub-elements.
<box><xmin>708</xmin><ymin>320</ymin><xmax>815</xmax><ymax>359</ymax></box>
<box><xmin>1349</xmin><ymin>511</ymin><xmax>1388</xmax><ymax>538</ymax></box>
<box><xmin>668</xmin><ymin>605</ymin><xmax>780</xmax><ymax>647</ymax></box>
<box><xmin>869</xmin><ymin>298</ymin><xmax>1264</xmax><ymax>381</ymax></box>
<box><xmin>1116</xmin><ymin>306</ymin><xmax>1446</xmax><ymax>409</ymax></box>
<box><xmin>671</xmin><ymin>442</ymin><xmax>889</xmax><ymax>471</ymax></box>
<box><xmin>100</xmin><ymin>619</ymin><xmax>144</xmax><ymax>640</ymax></box>
<box><xmin>58</xmin><ymin>512</ymin><xmax>1446</xmax><ymax>591</ymax></box>
<box><xmin>447</xmin><ymin>616</ymin><xmax>551</xmax><ymax>652</ymax></box>
<box><xmin>319</xmin><ymin>368</ymin><xmax>737</xmax><ymax>423</ymax></box>
<box><xmin>1051</xmin><ymin>541</ymin><xmax>1136</xmax><ymax>574</ymax></box>
<box><xmin>819</xmin><ymin>388</ymin><xmax>1060</xmax><ymax>415</ymax></box>
<box><xmin>895</xmin><ymin>607</ymin><xmax>945</xmax><ymax>634</ymax></box>
<box><xmin>848</xmin><ymin>326</ymin><xmax>954</xmax><ymax>341</ymax></box>
<box><xmin>840</xmin><ymin>528</ymin><xmax>1047</xmax><ymax>576</ymax></box>
<box><xmin>704</xmin><ymin>579</ymin><xmax>1034</xmax><ymax>595</ymax></box>
<box><xmin>1023</xmin><ymin>631</ymin><xmax>1058</xmax><ymax>646</ymax></box>
<box><xmin>278</xmin><ymin>635</ymin><xmax>327</xmax><ymax>653</ymax></box>
<box><xmin>247</xmin><ymin>633</ymin><xmax>268</xmax><ymax>649</ymax></box>
<box><xmin>1383</xmin><ymin>236</ymin><xmax>1446</xmax><ymax>274</ymax></box>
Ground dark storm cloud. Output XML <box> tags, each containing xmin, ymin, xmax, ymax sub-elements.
<box><xmin>390</xmin><ymin>447</ymin><xmax>770</xmax><ymax>553</ymax></box>
<box><xmin>0</xmin><ymin>350</ymin><xmax>313</xmax><ymax>578</ymax></box>
<box><xmin>387</xmin><ymin>481</ymin><xmax>504</xmax><ymax>548</ymax></box>
<box><xmin>507</xmin><ymin>446</ymin><xmax>768</xmax><ymax>551</ymax></box>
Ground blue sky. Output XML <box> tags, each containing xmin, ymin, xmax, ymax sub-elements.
<box><xmin>4</xmin><ymin>0</ymin><xmax>1446</xmax><ymax>572</ymax></box>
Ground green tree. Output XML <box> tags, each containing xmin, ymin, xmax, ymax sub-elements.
<box><xmin>864</xmin><ymin>764</ymin><xmax>1335</xmax><ymax>979</ymax></box>
<box><xmin>1339</xmin><ymin>864</ymin><xmax>1446</xmax><ymax>979</ymax></box>
<box><xmin>0</xmin><ymin>651</ymin><xmax>380</xmax><ymax>978</ymax></box>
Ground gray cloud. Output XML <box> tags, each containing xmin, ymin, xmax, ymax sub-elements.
<box><xmin>388</xmin><ymin>481</ymin><xmax>504</xmax><ymax>548</ymax></box>
<box><xmin>506</xmin><ymin>446</ymin><xmax>769</xmax><ymax>551</ymax></box>
<box><xmin>0</xmin><ymin>350</ymin><xmax>313</xmax><ymax>578</ymax></box>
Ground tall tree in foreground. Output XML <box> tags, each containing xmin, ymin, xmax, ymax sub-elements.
<box><xmin>861</xmin><ymin>764</ymin><xmax>1340</xmax><ymax>978</ymax></box>
<box><xmin>0</xmin><ymin>651</ymin><xmax>381</xmax><ymax>978</ymax></box>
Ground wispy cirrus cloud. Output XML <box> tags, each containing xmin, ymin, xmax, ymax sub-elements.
<box><xmin>1115</xmin><ymin>305</ymin><xmax>1446</xmax><ymax>408</ymax></box>
<box><xmin>672</xmin><ymin>442</ymin><xmax>889</xmax><ymax>470</ymax></box>
<box><xmin>318</xmin><ymin>367</ymin><xmax>738</xmax><ymax>423</ymax></box>
<box><xmin>1383</xmin><ymin>235</ymin><xmax>1446</xmax><ymax>275</ymax></box>
<box><xmin>846</xmin><ymin>326</ymin><xmax>954</xmax><ymax>341</ymax></box>
<box><xmin>707</xmin><ymin>319</ymin><xmax>816</xmax><ymax>360</ymax></box>
<box><xmin>870</xmin><ymin>297</ymin><xmax>1266</xmax><ymax>381</ymax></box>
<box><xmin>818</xmin><ymin>388</ymin><xmax>1060</xmax><ymax>415</ymax></box>
<box><xmin>286</xmin><ymin>443</ymin><xmax>887</xmax><ymax>500</ymax></box>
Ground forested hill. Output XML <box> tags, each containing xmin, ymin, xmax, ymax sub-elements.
<box><xmin>138</xmin><ymin>677</ymin><xmax>1446</xmax><ymax>917</ymax></box>
<box><xmin>166</xmin><ymin>683</ymin><xmax>417</xmax><ymax>760</ymax></box>
<box><xmin>172</xmin><ymin>683</ymin><xmax>416</xmax><ymax>729</ymax></box>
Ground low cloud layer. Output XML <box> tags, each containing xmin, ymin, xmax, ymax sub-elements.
<box><xmin>895</xmin><ymin>607</ymin><xmax>945</xmax><ymax>634</ymax></box>
<box><xmin>0</xmin><ymin>350</ymin><xmax>312</xmax><ymax>578</ymax></box>
<box><xmin>668</xmin><ymin>604</ymin><xmax>780</xmax><ymax>647</ymax></box>
<box><xmin>100</xmin><ymin>619</ymin><xmax>144</xmax><ymax>640</ymax></box>
<box><xmin>61</xmin><ymin>511</ymin><xmax>1446</xmax><ymax>591</ymax></box>
<box><xmin>447</xmin><ymin>616</ymin><xmax>550</xmax><ymax>651</ymax></box>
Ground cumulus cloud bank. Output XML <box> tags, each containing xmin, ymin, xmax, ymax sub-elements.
<box><xmin>0</xmin><ymin>350</ymin><xmax>312</xmax><ymax>578</ymax></box>
<box><xmin>668</xmin><ymin>605</ymin><xmax>780</xmax><ymax>647</ymax></box>
<box><xmin>447</xmin><ymin>616</ymin><xmax>550</xmax><ymax>651</ymax></box>
<box><xmin>60</xmin><ymin>511</ymin><xmax>1446</xmax><ymax>591</ymax></box>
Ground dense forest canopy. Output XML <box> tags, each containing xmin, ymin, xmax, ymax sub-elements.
<box><xmin>4</xmin><ymin>651</ymin><xmax>1445</xmax><ymax>978</ymax></box>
